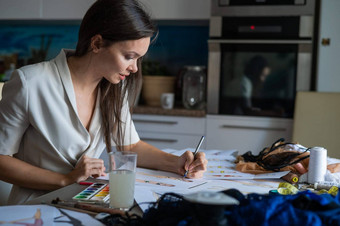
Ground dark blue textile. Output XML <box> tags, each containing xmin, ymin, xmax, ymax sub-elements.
<box><xmin>141</xmin><ymin>190</ymin><xmax>340</xmax><ymax>226</ymax></box>
<box><xmin>225</xmin><ymin>189</ymin><xmax>340</xmax><ymax>226</ymax></box>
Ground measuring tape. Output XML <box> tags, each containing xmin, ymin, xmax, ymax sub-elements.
<box><xmin>315</xmin><ymin>186</ymin><xmax>338</xmax><ymax>196</ymax></box>
<box><xmin>273</xmin><ymin>183</ymin><xmax>338</xmax><ymax>196</ymax></box>
<box><xmin>276</xmin><ymin>182</ymin><xmax>299</xmax><ymax>195</ymax></box>
<box><xmin>327</xmin><ymin>186</ymin><xmax>338</xmax><ymax>196</ymax></box>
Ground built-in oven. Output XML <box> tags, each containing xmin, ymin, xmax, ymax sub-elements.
<box><xmin>207</xmin><ymin>0</ymin><xmax>316</xmax><ymax>118</ymax></box>
<box><xmin>211</xmin><ymin>0</ymin><xmax>315</xmax><ymax>16</ymax></box>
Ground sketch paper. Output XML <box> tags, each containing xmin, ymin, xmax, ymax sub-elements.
<box><xmin>202</xmin><ymin>150</ymin><xmax>289</xmax><ymax>180</ymax></box>
<box><xmin>98</xmin><ymin>167</ymin><xmax>208</xmax><ymax>190</ymax></box>
<box><xmin>178</xmin><ymin>179</ymin><xmax>281</xmax><ymax>195</ymax></box>
<box><xmin>204</xmin><ymin>170</ymin><xmax>289</xmax><ymax>180</ymax></box>
<box><xmin>0</xmin><ymin>205</ymin><xmax>103</xmax><ymax>226</ymax></box>
<box><xmin>134</xmin><ymin>185</ymin><xmax>160</xmax><ymax>212</ymax></box>
<box><xmin>99</xmin><ymin>148</ymin><xmax>290</xmax><ymax>212</ymax></box>
<box><xmin>135</xmin><ymin>168</ymin><xmax>208</xmax><ymax>193</ymax></box>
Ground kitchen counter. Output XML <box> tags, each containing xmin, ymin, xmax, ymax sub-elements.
<box><xmin>133</xmin><ymin>105</ymin><xmax>206</xmax><ymax>117</ymax></box>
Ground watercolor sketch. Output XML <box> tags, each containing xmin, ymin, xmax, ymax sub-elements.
<box><xmin>0</xmin><ymin>205</ymin><xmax>102</xmax><ymax>225</ymax></box>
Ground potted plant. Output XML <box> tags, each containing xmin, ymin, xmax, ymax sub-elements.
<box><xmin>141</xmin><ymin>60</ymin><xmax>176</xmax><ymax>107</ymax></box>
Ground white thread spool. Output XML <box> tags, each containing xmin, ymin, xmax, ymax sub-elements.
<box><xmin>307</xmin><ymin>147</ymin><xmax>327</xmax><ymax>184</ymax></box>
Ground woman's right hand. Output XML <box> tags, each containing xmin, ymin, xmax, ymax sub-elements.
<box><xmin>66</xmin><ymin>155</ymin><xmax>106</xmax><ymax>183</ymax></box>
<box><xmin>0</xmin><ymin>155</ymin><xmax>106</xmax><ymax>190</ymax></box>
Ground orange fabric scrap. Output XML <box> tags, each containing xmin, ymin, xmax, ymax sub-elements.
<box><xmin>236</xmin><ymin>152</ymin><xmax>340</xmax><ymax>174</ymax></box>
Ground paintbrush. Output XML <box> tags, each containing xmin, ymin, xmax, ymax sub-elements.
<box><xmin>51</xmin><ymin>198</ymin><xmax>126</xmax><ymax>216</ymax></box>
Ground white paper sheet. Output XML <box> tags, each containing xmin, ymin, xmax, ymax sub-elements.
<box><xmin>134</xmin><ymin>185</ymin><xmax>160</xmax><ymax>212</ymax></box>
<box><xmin>0</xmin><ymin>205</ymin><xmax>103</xmax><ymax>226</ymax></box>
<box><xmin>202</xmin><ymin>149</ymin><xmax>289</xmax><ymax>180</ymax></box>
<box><xmin>99</xmin><ymin>148</ymin><xmax>289</xmax><ymax>212</ymax></box>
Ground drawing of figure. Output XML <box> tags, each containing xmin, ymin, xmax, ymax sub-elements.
<box><xmin>8</xmin><ymin>208</ymin><xmax>43</xmax><ymax>226</ymax></box>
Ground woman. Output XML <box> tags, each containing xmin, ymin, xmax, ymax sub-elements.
<box><xmin>224</xmin><ymin>55</ymin><xmax>271</xmax><ymax>115</ymax></box>
<box><xmin>0</xmin><ymin>0</ymin><xmax>207</xmax><ymax>204</ymax></box>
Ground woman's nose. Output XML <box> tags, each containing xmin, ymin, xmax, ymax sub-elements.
<box><xmin>128</xmin><ymin>60</ymin><xmax>138</xmax><ymax>73</ymax></box>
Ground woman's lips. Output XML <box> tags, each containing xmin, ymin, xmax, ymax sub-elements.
<box><xmin>119</xmin><ymin>73</ymin><xmax>128</xmax><ymax>80</ymax></box>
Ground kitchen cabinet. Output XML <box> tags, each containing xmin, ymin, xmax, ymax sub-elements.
<box><xmin>139</xmin><ymin>0</ymin><xmax>210</xmax><ymax>20</ymax></box>
<box><xmin>316</xmin><ymin>0</ymin><xmax>340</xmax><ymax>92</ymax></box>
<box><xmin>0</xmin><ymin>0</ymin><xmax>41</xmax><ymax>19</ymax></box>
<box><xmin>0</xmin><ymin>0</ymin><xmax>210</xmax><ymax>20</ymax></box>
<box><xmin>205</xmin><ymin>115</ymin><xmax>293</xmax><ymax>155</ymax></box>
<box><xmin>42</xmin><ymin>0</ymin><xmax>95</xmax><ymax>19</ymax></box>
<box><xmin>0</xmin><ymin>0</ymin><xmax>95</xmax><ymax>20</ymax></box>
<box><xmin>133</xmin><ymin>113</ymin><xmax>293</xmax><ymax>154</ymax></box>
<box><xmin>133</xmin><ymin>114</ymin><xmax>206</xmax><ymax>150</ymax></box>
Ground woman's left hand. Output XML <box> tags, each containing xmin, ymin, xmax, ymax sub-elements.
<box><xmin>178</xmin><ymin>151</ymin><xmax>208</xmax><ymax>178</ymax></box>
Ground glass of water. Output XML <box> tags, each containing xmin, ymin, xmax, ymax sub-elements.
<box><xmin>108</xmin><ymin>151</ymin><xmax>137</xmax><ymax>210</ymax></box>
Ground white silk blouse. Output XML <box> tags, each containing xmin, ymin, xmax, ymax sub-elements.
<box><xmin>0</xmin><ymin>49</ymin><xmax>140</xmax><ymax>204</ymax></box>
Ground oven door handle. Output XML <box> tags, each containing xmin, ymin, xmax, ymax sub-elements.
<box><xmin>208</xmin><ymin>39</ymin><xmax>312</xmax><ymax>44</ymax></box>
<box><xmin>220</xmin><ymin>125</ymin><xmax>286</xmax><ymax>132</ymax></box>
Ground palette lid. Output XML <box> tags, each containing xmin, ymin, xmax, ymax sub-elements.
<box><xmin>183</xmin><ymin>191</ymin><xmax>239</xmax><ymax>206</ymax></box>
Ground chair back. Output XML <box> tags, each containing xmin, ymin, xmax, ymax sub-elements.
<box><xmin>293</xmin><ymin>91</ymin><xmax>340</xmax><ymax>159</ymax></box>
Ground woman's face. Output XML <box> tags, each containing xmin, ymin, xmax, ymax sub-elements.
<box><xmin>94</xmin><ymin>37</ymin><xmax>150</xmax><ymax>84</ymax></box>
<box><xmin>260</xmin><ymin>66</ymin><xmax>271</xmax><ymax>82</ymax></box>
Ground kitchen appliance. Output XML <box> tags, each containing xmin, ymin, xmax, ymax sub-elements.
<box><xmin>207</xmin><ymin>0</ymin><xmax>316</xmax><ymax>118</ymax></box>
<box><xmin>182</xmin><ymin>66</ymin><xmax>207</xmax><ymax>110</ymax></box>
<box><xmin>211</xmin><ymin>0</ymin><xmax>315</xmax><ymax>16</ymax></box>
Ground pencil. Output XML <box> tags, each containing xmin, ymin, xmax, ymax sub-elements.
<box><xmin>184</xmin><ymin>136</ymin><xmax>205</xmax><ymax>178</ymax></box>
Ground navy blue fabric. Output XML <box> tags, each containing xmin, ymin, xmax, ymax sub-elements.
<box><xmin>141</xmin><ymin>190</ymin><xmax>340</xmax><ymax>226</ymax></box>
<box><xmin>225</xmin><ymin>190</ymin><xmax>340</xmax><ymax>226</ymax></box>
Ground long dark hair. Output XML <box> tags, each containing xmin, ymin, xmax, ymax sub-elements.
<box><xmin>244</xmin><ymin>55</ymin><xmax>268</xmax><ymax>83</ymax></box>
<box><xmin>74</xmin><ymin>0</ymin><xmax>157</xmax><ymax>152</ymax></box>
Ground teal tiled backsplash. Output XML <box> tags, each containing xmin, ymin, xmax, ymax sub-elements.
<box><xmin>0</xmin><ymin>21</ymin><xmax>209</xmax><ymax>78</ymax></box>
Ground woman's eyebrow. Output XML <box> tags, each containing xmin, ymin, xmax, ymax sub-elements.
<box><xmin>126</xmin><ymin>51</ymin><xmax>141</xmax><ymax>57</ymax></box>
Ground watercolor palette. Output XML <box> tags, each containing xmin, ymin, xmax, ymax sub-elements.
<box><xmin>72</xmin><ymin>183</ymin><xmax>109</xmax><ymax>203</ymax></box>
<box><xmin>90</xmin><ymin>184</ymin><xmax>110</xmax><ymax>203</ymax></box>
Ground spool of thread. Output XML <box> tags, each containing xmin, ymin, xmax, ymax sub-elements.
<box><xmin>294</xmin><ymin>162</ymin><xmax>307</xmax><ymax>174</ymax></box>
<box><xmin>299</xmin><ymin>173</ymin><xmax>308</xmax><ymax>183</ymax></box>
<box><xmin>281</xmin><ymin>172</ymin><xmax>299</xmax><ymax>184</ymax></box>
<box><xmin>307</xmin><ymin>147</ymin><xmax>327</xmax><ymax>184</ymax></box>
